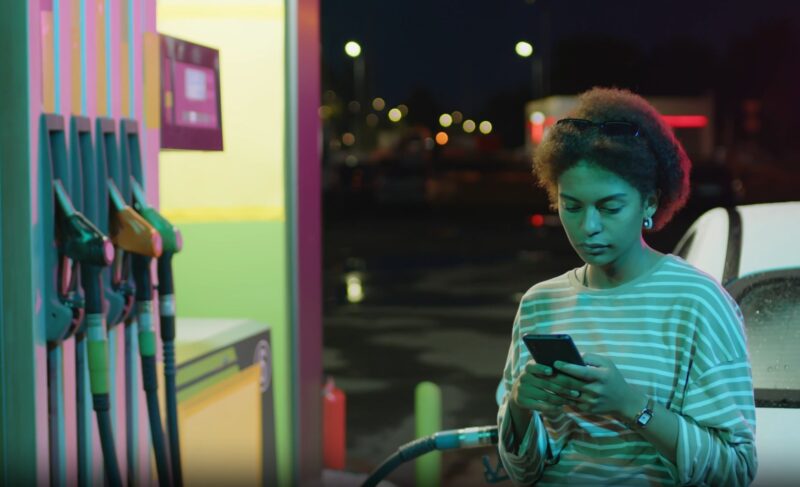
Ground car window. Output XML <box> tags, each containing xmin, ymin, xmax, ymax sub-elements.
<box><xmin>735</xmin><ymin>274</ymin><xmax>800</xmax><ymax>407</ymax></box>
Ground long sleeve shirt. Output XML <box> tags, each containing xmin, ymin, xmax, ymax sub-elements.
<box><xmin>497</xmin><ymin>254</ymin><xmax>757</xmax><ymax>486</ymax></box>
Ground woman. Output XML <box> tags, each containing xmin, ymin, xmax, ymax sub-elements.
<box><xmin>497</xmin><ymin>87</ymin><xmax>757</xmax><ymax>485</ymax></box>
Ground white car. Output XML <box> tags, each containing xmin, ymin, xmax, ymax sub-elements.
<box><xmin>674</xmin><ymin>201</ymin><xmax>800</xmax><ymax>487</ymax></box>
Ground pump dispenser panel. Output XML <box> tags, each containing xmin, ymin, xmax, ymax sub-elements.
<box><xmin>96</xmin><ymin>118</ymin><xmax>132</xmax><ymax>327</ymax></box>
<box><xmin>41</xmin><ymin>114</ymin><xmax>84</xmax><ymax>343</ymax></box>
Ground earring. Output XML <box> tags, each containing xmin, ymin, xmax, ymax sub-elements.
<box><xmin>643</xmin><ymin>216</ymin><xmax>653</xmax><ymax>229</ymax></box>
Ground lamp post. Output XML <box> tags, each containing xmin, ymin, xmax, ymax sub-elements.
<box><xmin>345</xmin><ymin>41</ymin><xmax>364</xmax><ymax>151</ymax></box>
<box><xmin>515</xmin><ymin>41</ymin><xmax>542</xmax><ymax>100</ymax></box>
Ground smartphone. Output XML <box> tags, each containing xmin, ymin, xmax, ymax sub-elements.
<box><xmin>522</xmin><ymin>333</ymin><xmax>585</xmax><ymax>367</ymax></box>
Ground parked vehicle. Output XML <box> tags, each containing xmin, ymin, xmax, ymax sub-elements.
<box><xmin>674</xmin><ymin>201</ymin><xmax>800</xmax><ymax>487</ymax></box>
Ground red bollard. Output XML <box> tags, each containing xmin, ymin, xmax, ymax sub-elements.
<box><xmin>323</xmin><ymin>377</ymin><xmax>346</xmax><ymax>469</ymax></box>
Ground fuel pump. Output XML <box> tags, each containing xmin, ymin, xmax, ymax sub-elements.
<box><xmin>96</xmin><ymin>117</ymin><xmax>168</xmax><ymax>486</ymax></box>
<box><xmin>122</xmin><ymin>118</ymin><xmax>185</xmax><ymax>487</ymax></box>
<box><xmin>41</xmin><ymin>113</ymin><xmax>119</xmax><ymax>486</ymax></box>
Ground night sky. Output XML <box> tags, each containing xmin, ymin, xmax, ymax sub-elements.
<box><xmin>321</xmin><ymin>0</ymin><xmax>800</xmax><ymax>117</ymax></box>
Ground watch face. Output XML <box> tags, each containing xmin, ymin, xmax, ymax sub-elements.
<box><xmin>637</xmin><ymin>411</ymin><xmax>653</xmax><ymax>426</ymax></box>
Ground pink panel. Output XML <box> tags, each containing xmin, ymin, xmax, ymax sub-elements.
<box><xmin>296</xmin><ymin>0</ymin><xmax>323</xmax><ymax>479</ymax></box>
<box><xmin>85</xmin><ymin>0</ymin><xmax>97</xmax><ymax>117</ymax></box>
<box><xmin>58</xmin><ymin>0</ymin><xmax>72</xmax><ymax>117</ymax></box>
<box><xmin>28</xmin><ymin>1</ymin><xmax>48</xmax><ymax>480</ymax></box>
<box><xmin>108</xmin><ymin>0</ymin><xmax>120</xmax><ymax>118</ymax></box>
<box><xmin>132</xmin><ymin>0</ymin><xmax>142</xmax><ymax>122</ymax></box>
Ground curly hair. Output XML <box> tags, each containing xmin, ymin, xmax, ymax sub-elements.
<box><xmin>533</xmin><ymin>87</ymin><xmax>691</xmax><ymax>231</ymax></box>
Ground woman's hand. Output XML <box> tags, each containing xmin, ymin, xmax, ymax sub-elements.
<box><xmin>553</xmin><ymin>353</ymin><xmax>645</xmax><ymax>419</ymax></box>
<box><xmin>512</xmin><ymin>360</ymin><xmax>583</xmax><ymax>415</ymax></box>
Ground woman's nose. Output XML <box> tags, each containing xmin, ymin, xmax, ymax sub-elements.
<box><xmin>581</xmin><ymin>207</ymin><xmax>602</xmax><ymax>234</ymax></box>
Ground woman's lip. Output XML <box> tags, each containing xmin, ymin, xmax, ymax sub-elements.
<box><xmin>582</xmin><ymin>244</ymin><xmax>609</xmax><ymax>249</ymax></box>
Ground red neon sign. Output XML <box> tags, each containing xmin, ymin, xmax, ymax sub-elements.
<box><xmin>661</xmin><ymin>115</ymin><xmax>708</xmax><ymax>128</ymax></box>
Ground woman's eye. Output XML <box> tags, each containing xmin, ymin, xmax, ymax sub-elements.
<box><xmin>564</xmin><ymin>206</ymin><xmax>581</xmax><ymax>212</ymax></box>
<box><xmin>602</xmin><ymin>207</ymin><xmax>622</xmax><ymax>213</ymax></box>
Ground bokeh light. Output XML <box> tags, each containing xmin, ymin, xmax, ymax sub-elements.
<box><xmin>342</xmin><ymin>132</ymin><xmax>356</xmax><ymax>146</ymax></box>
<box><xmin>372</xmin><ymin>97</ymin><xmax>386</xmax><ymax>111</ymax></box>
<box><xmin>388</xmin><ymin>108</ymin><xmax>402</xmax><ymax>122</ymax></box>
<box><xmin>515</xmin><ymin>41</ymin><xmax>533</xmax><ymax>58</ymax></box>
<box><xmin>344</xmin><ymin>41</ymin><xmax>362</xmax><ymax>58</ymax></box>
<box><xmin>479</xmin><ymin>121</ymin><xmax>493</xmax><ymax>134</ymax></box>
<box><xmin>435</xmin><ymin>132</ymin><xmax>449</xmax><ymax>145</ymax></box>
<box><xmin>463</xmin><ymin>119</ymin><xmax>476</xmax><ymax>133</ymax></box>
<box><xmin>439</xmin><ymin>113</ymin><xmax>453</xmax><ymax>128</ymax></box>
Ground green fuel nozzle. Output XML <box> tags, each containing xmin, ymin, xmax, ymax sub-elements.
<box><xmin>131</xmin><ymin>180</ymin><xmax>182</xmax><ymax>254</ymax></box>
<box><xmin>54</xmin><ymin>180</ymin><xmax>115</xmax><ymax>267</ymax></box>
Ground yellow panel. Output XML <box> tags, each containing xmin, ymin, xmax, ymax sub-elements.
<box><xmin>160</xmin><ymin>205</ymin><xmax>285</xmax><ymax>224</ymax></box>
<box><xmin>179</xmin><ymin>365</ymin><xmax>263</xmax><ymax>484</ymax></box>
<box><xmin>142</xmin><ymin>32</ymin><xmax>160</xmax><ymax>129</ymax></box>
<box><xmin>41</xmin><ymin>11</ymin><xmax>54</xmax><ymax>113</ymax></box>
<box><xmin>158</xmin><ymin>4</ymin><xmax>284</xmax><ymax>21</ymax></box>
<box><xmin>120</xmin><ymin>41</ymin><xmax>130</xmax><ymax>117</ymax></box>
<box><xmin>157</xmin><ymin>12</ymin><xmax>286</xmax><ymax>212</ymax></box>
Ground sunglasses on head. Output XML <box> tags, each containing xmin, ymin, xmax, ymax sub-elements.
<box><xmin>556</xmin><ymin>118</ymin><xmax>641</xmax><ymax>137</ymax></box>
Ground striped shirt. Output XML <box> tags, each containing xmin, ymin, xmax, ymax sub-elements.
<box><xmin>497</xmin><ymin>254</ymin><xmax>757</xmax><ymax>486</ymax></box>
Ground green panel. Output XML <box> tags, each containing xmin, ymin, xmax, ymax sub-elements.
<box><xmin>170</xmin><ymin>220</ymin><xmax>290</xmax><ymax>482</ymax></box>
<box><xmin>171</xmin><ymin>221</ymin><xmax>287</xmax><ymax>324</ymax></box>
<box><xmin>0</xmin><ymin>1</ymin><xmax>39</xmax><ymax>484</ymax></box>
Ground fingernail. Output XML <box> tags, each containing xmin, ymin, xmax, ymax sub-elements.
<box><xmin>543</xmin><ymin>367</ymin><xmax>552</xmax><ymax>375</ymax></box>
<box><xmin>554</xmin><ymin>361</ymin><xmax>563</xmax><ymax>368</ymax></box>
<box><xmin>570</xmin><ymin>390</ymin><xmax>580</xmax><ymax>398</ymax></box>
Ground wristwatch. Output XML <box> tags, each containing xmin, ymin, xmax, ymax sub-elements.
<box><xmin>632</xmin><ymin>397</ymin><xmax>655</xmax><ymax>429</ymax></box>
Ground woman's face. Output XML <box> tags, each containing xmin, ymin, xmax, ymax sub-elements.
<box><xmin>556</xmin><ymin>161</ymin><xmax>654</xmax><ymax>267</ymax></box>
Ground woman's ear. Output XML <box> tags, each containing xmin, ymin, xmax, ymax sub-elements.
<box><xmin>645</xmin><ymin>190</ymin><xmax>660</xmax><ymax>216</ymax></box>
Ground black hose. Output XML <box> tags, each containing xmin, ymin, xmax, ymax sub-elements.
<box><xmin>76</xmin><ymin>335</ymin><xmax>89</xmax><ymax>487</ymax></box>
<box><xmin>162</xmin><ymin>318</ymin><xmax>183</xmax><ymax>487</ymax></box>
<box><xmin>362</xmin><ymin>436</ymin><xmax>437</xmax><ymax>487</ymax></box>
<box><xmin>83</xmin><ymin>264</ymin><xmax>122</xmax><ymax>486</ymax></box>
<box><xmin>159</xmin><ymin>253</ymin><xmax>183</xmax><ymax>487</ymax></box>
<box><xmin>93</xmin><ymin>394</ymin><xmax>123</xmax><ymax>487</ymax></box>
<box><xmin>142</xmin><ymin>354</ymin><xmax>172</xmax><ymax>486</ymax></box>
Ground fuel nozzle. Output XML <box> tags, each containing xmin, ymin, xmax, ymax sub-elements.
<box><xmin>54</xmin><ymin>180</ymin><xmax>115</xmax><ymax>267</ymax></box>
<box><xmin>132</xmin><ymin>180</ymin><xmax>182</xmax><ymax>254</ymax></box>
<box><xmin>107</xmin><ymin>181</ymin><xmax>162</xmax><ymax>258</ymax></box>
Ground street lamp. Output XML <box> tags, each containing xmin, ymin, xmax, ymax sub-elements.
<box><xmin>345</xmin><ymin>41</ymin><xmax>365</xmax><ymax>149</ymax></box>
<box><xmin>344</xmin><ymin>41</ymin><xmax>361</xmax><ymax>58</ymax></box>
<box><xmin>515</xmin><ymin>40</ymin><xmax>542</xmax><ymax>99</ymax></box>
<box><xmin>515</xmin><ymin>41</ymin><xmax>533</xmax><ymax>58</ymax></box>
<box><xmin>439</xmin><ymin>113</ymin><xmax>453</xmax><ymax>128</ymax></box>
